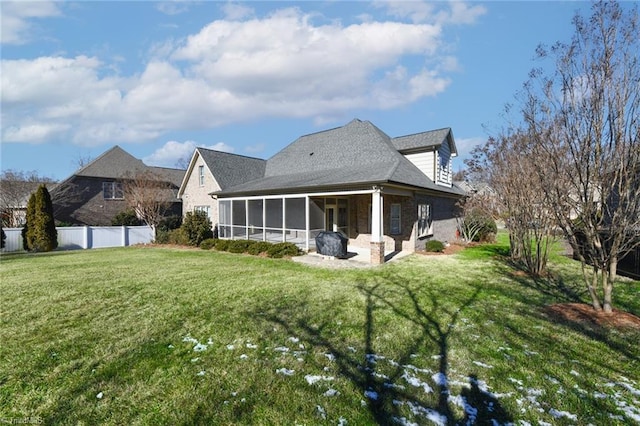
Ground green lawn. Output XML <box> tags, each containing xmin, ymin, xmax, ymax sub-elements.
<box><xmin>1</xmin><ymin>240</ymin><xmax>638</xmax><ymax>425</ymax></box>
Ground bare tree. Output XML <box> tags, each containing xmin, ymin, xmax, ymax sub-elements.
<box><xmin>521</xmin><ymin>1</ymin><xmax>640</xmax><ymax>312</ymax></box>
<box><xmin>468</xmin><ymin>130</ymin><xmax>556</xmax><ymax>276</ymax></box>
<box><xmin>122</xmin><ymin>170</ymin><xmax>173</xmax><ymax>229</ymax></box>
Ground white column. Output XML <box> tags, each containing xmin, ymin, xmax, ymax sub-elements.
<box><xmin>305</xmin><ymin>195</ymin><xmax>310</xmax><ymax>252</ymax></box>
<box><xmin>245</xmin><ymin>199</ymin><xmax>249</xmax><ymax>240</ymax></box>
<box><xmin>371</xmin><ymin>188</ymin><xmax>383</xmax><ymax>242</ymax></box>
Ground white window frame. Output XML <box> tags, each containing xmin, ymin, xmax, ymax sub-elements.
<box><xmin>417</xmin><ymin>203</ymin><xmax>433</xmax><ymax>237</ymax></box>
<box><xmin>390</xmin><ymin>203</ymin><xmax>402</xmax><ymax>235</ymax></box>
<box><xmin>194</xmin><ymin>205</ymin><xmax>211</xmax><ymax>220</ymax></box>
<box><xmin>198</xmin><ymin>165</ymin><xmax>205</xmax><ymax>186</ymax></box>
<box><xmin>103</xmin><ymin>181</ymin><xmax>124</xmax><ymax>200</ymax></box>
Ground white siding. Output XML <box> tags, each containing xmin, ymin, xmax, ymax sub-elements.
<box><xmin>436</xmin><ymin>142</ymin><xmax>453</xmax><ymax>187</ymax></box>
<box><xmin>404</xmin><ymin>152</ymin><xmax>436</xmax><ymax>181</ymax></box>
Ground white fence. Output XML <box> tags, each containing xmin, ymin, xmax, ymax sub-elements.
<box><xmin>2</xmin><ymin>226</ymin><xmax>154</xmax><ymax>252</ymax></box>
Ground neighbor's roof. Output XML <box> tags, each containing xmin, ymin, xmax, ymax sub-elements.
<box><xmin>75</xmin><ymin>146</ymin><xmax>148</xmax><ymax>179</ymax></box>
<box><xmin>216</xmin><ymin>119</ymin><xmax>465</xmax><ymax>197</ymax></box>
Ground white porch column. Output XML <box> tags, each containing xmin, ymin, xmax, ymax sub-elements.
<box><xmin>305</xmin><ymin>195</ymin><xmax>310</xmax><ymax>252</ymax></box>
<box><xmin>371</xmin><ymin>187</ymin><xmax>385</xmax><ymax>264</ymax></box>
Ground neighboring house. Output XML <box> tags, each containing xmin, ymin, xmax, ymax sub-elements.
<box><xmin>0</xmin><ymin>180</ymin><xmax>56</xmax><ymax>227</ymax></box>
<box><xmin>182</xmin><ymin>119</ymin><xmax>464</xmax><ymax>264</ymax></box>
<box><xmin>177</xmin><ymin>148</ymin><xmax>266</xmax><ymax>229</ymax></box>
<box><xmin>51</xmin><ymin>146</ymin><xmax>184</xmax><ymax>226</ymax></box>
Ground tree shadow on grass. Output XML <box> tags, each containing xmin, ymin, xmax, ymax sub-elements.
<box><xmin>256</xmin><ymin>271</ymin><xmax>514</xmax><ymax>425</ymax></box>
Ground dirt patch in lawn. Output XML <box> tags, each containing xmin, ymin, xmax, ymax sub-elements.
<box><xmin>417</xmin><ymin>243</ymin><xmax>466</xmax><ymax>256</ymax></box>
<box><xmin>544</xmin><ymin>302</ymin><xmax>640</xmax><ymax>331</ymax></box>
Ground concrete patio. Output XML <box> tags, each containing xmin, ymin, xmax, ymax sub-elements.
<box><xmin>292</xmin><ymin>246</ymin><xmax>412</xmax><ymax>268</ymax></box>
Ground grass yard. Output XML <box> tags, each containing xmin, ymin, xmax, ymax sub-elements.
<box><xmin>1</xmin><ymin>237</ymin><xmax>639</xmax><ymax>425</ymax></box>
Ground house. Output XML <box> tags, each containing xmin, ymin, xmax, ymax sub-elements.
<box><xmin>0</xmin><ymin>179</ymin><xmax>56</xmax><ymax>227</ymax></box>
<box><xmin>181</xmin><ymin>119</ymin><xmax>465</xmax><ymax>264</ymax></box>
<box><xmin>177</xmin><ymin>148</ymin><xmax>266</xmax><ymax>229</ymax></box>
<box><xmin>51</xmin><ymin>146</ymin><xmax>184</xmax><ymax>226</ymax></box>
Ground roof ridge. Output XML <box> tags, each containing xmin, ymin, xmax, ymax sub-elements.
<box><xmin>392</xmin><ymin>127</ymin><xmax>451</xmax><ymax>140</ymax></box>
<box><xmin>197</xmin><ymin>147</ymin><xmax>265</xmax><ymax>161</ymax></box>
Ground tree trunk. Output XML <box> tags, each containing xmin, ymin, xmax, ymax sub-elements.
<box><xmin>603</xmin><ymin>258</ymin><xmax>617</xmax><ymax>314</ymax></box>
<box><xmin>583</xmin><ymin>264</ymin><xmax>603</xmax><ymax>311</ymax></box>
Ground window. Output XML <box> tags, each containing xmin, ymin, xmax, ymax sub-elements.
<box><xmin>198</xmin><ymin>165</ymin><xmax>205</xmax><ymax>186</ymax></box>
<box><xmin>417</xmin><ymin>203</ymin><xmax>433</xmax><ymax>237</ymax></box>
<box><xmin>194</xmin><ymin>205</ymin><xmax>211</xmax><ymax>219</ymax></box>
<box><xmin>103</xmin><ymin>182</ymin><xmax>123</xmax><ymax>200</ymax></box>
<box><xmin>390</xmin><ymin>203</ymin><xmax>401</xmax><ymax>235</ymax></box>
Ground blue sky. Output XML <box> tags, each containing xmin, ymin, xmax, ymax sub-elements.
<box><xmin>1</xmin><ymin>1</ymin><xmax>592</xmax><ymax>181</ymax></box>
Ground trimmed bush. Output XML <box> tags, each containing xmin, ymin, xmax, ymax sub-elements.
<box><xmin>228</xmin><ymin>240</ymin><xmax>254</xmax><ymax>254</ymax></box>
<box><xmin>112</xmin><ymin>210</ymin><xmax>142</xmax><ymax>226</ymax></box>
<box><xmin>1</xmin><ymin>225</ymin><xmax>5</xmax><ymax>249</ymax></box>
<box><xmin>247</xmin><ymin>241</ymin><xmax>273</xmax><ymax>256</ymax></box>
<box><xmin>214</xmin><ymin>239</ymin><xmax>231</xmax><ymax>252</ymax></box>
<box><xmin>425</xmin><ymin>239</ymin><xmax>445</xmax><ymax>253</ymax></box>
<box><xmin>267</xmin><ymin>242</ymin><xmax>301</xmax><ymax>258</ymax></box>
<box><xmin>181</xmin><ymin>211</ymin><xmax>213</xmax><ymax>246</ymax></box>
<box><xmin>167</xmin><ymin>228</ymin><xmax>190</xmax><ymax>245</ymax></box>
<box><xmin>199</xmin><ymin>238</ymin><xmax>217</xmax><ymax>250</ymax></box>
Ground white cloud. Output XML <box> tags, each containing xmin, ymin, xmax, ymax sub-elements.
<box><xmin>156</xmin><ymin>1</ymin><xmax>193</xmax><ymax>16</ymax></box>
<box><xmin>376</xmin><ymin>1</ymin><xmax>486</xmax><ymax>25</ymax></box>
<box><xmin>0</xmin><ymin>1</ymin><xmax>62</xmax><ymax>45</ymax></box>
<box><xmin>144</xmin><ymin>140</ymin><xmax>234</xmax><ymax>168</ymax></box>
<box><xmin>221</xmin><ymin>2</ymin><xmax>255</xmax><ymax>21</ymax></box>
<box><xmin>1</xmin><ymin>4</ymin><xmax>478</xmax><ymax>146</ymax></box>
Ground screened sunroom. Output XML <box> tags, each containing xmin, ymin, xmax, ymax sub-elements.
<box><xmin>217</xmin><ymin>195</ymin><xmax>352</xmax><ymax>251</ymax></box>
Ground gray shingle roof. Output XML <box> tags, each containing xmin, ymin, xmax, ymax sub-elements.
<box><xmin>391</xmin><ymin>128</ymin><xmax>453</xmax><ymax>153</ymax></box>
<box><xmin>197</xmin><ymin>149</ymin><xmax>266</xmax><ymax>190</ymax></box>
<box><xmin>216</xmin><ymin>119</ymin><xmax>465</xmax><ymax>197</ymax></box>
<box><xmin>75</xmin><ymin>146</ymin><xmax>148</xmax><ymax>179</ymax></box>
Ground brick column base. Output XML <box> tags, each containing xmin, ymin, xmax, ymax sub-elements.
<box><xmin>370</xmin><ymin>241</ymin><xmax>385</xmax><ymax>265</ymax></box>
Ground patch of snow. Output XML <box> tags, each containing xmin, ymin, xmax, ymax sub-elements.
<box><xmin>240</xmin><ymin>354</ymin><xmax>248</xmax><ymax>360</ymax></box>
<box><xmin>207</xmin><ymin>338</ymin><xmax>213</xmax><ymax>345</ymax></box>
<box><xmin>316</xmin><ymin>405</ymin><xmax>326</xmax><ymax>419</ymax></box>
<box><xmin>523</xmin><ymin>350</ymin><xmax>539</xmax><ymax>356</ymax></box>
<box><xmin>549</xmin><ymin>408</ymin><xmax>577</xmax><ymax>420</ymax></box>
<box><xmin>325</xmin><ymin>353</ymin><xmax>336</xmax><ymax>362</ymax></box>
<box><xmin>570</xmin><ymin>370</ymin><xmax>580</xmax><ymax>376</ymax></box>
<box><xmin>618</xmin><ymin>380</ymin><xmax>640</xmax><ymax>396</ymax></box>
<box><xmin>274</xmin><ymin>346</ymin><xmax>290</xmax><ymax>352</ymax></box>
<box><xmin>305</xmin><ymin>375</ymin><xmax>334</xmax><ymax>385</ymax></box>
<box><xmin>226</xmin><ymin>344</ymin><xmax>235</xmax><ymax>350</ymax></box>
<box><xmin>593</xmin><ymin>391</ymin><xmax>607</xmax><ymax>399</ymax></box>
<box><xmin>246</xmin><ymin>343</ymin><xmax>258</xmax><ymax>349</ymax></box>
<box><xmin>472</xmin><ymin>361</ymin><xmax>494</xmax><ymax>369</ymax></box>
<box><xmin>197</xmin><ymin>370</ymin><xmax>205</xmax><ymax>376</ymax></box>
<box><xmin>288</xmin><ymin>337</ymin><xmax>300</xmax><ymax>343</ymax></box>
<box><xmin>364</xmin><ymin>389</ymin><xmax>379</xmax><ymax>400</ymax></box>
<box><xmin>167</xmin><ymin>344</ymin><xmax>174</xmax><ymax>349</ymax></box>
<box><xmin>96</xmin><ymin>392</ymin><xmax>103</xmax><ymax>399</ymax></box>
<box><xmin>392</xmin><ymin>417</ymin><xmax>418</xmax><ymax>426</ymax></box>
<box><xmin>402</xmin><ymin>371</ymin><xmax>433</xmax><ymax>393</ymax></box>
<box><xmin>347</xmin><ymin>346</ymin><xmax>357</xmax><ymax>353</ymax></box>
<box><xmin>365</xmin><ymin>353</ymin><xmax>385</xmax><ymax>364</ymax></box>
<box><xmin>324</xmin><ymin>389</ymin><xmax>339</xmax><ymax>397</ymax></box>
<box><xmin>432</xmin><ymin>372</ymin><xmax>447</xmax><ymax>387</ymax></box>
<box><xmin>508</xmin><ymin>377</ymin><xmax>523</xmax><ymax>386</ymax></box>
<box><xmin>338</xmin><ymin>416</ymin><xmax>348</xmax><ymax>426</ymax></box>
<box><xmin>431</xmin><ymin>354</ymin><xmax>442</xmax><ymax>360</ymax></box>
<box><xmin>276</xmin><ymin>368</ymin><xmax>295</xmax><ymax>376</ymax></box>
<box><xmin>384</xmin><ymin>382</ymin><xmax>406</xmax><ymax>391</ymax></box>
<box><xmin>193</xmin><ymin>343</ymin><xmax>208</xmax><ymax>352</ymax></box>
<box><xmin>183</xmin><ymin>336</ymin><xmax>198</xmax><ymax>344</ymax></box>
<box><xmin>190</xmin><ymin>357</ymin><xmax>200</xmax><ymax>363</ymax></box>
<box><xmin>360</xmin><ymin>399</ymin><xmax>367</xmax><ymax>406</ymax></box>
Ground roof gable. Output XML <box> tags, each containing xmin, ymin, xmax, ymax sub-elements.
<box><xmin>75</xmin><ymin>146</ymin><xmax>147</xmax><ymax>179</ymax></box>
<box><xmin>391</xmin><ymin>128</ymin><xmax>457</xmax><ymax>155</ymax></box>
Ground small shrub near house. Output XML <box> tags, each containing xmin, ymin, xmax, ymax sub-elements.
<box><xmin>181</xmin><ymin>211</ymin><xmax>213</xmax><ymax>246</ymax></box>
<box><xmin>425</xmin><ymin>239</ymin><xmax>445</xmax><ymax>253</ymax></box>
<box><xmin>228</xmin><ymin>240</ymin><xmax>254</xmax><ymax>254</ymax></box>
<box><xmin>199</xmin><ymin>238</ymin><xmax>217</xmax><ymax>250</ymax></box>
<box><xmin>167</xmin><ymin>228</ymin><xmax>190</xmax><ymax>245</ymax></box>
<box><xmin>112</xmin><ymin>210</ymin><xmax>142</xmax><ymax>226</ymax></box>
<box><xmin>266</xmin><ymin>242</ymin><xmax>301</xmax><ymax>258</ymax></box>
<box><xmin>1</xmin><ymin>225</ymin><xmax>5</xmax><ymax>249</ymax></box>
<box><xmin>214</xmin><ymin>239</ymin><xmax>231</xmax><ymax>252</ymax></box>
<box><xmin>247</xmin><ymin>241</ymin><xmax>272</xmax><ymax>256</ymax></box>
